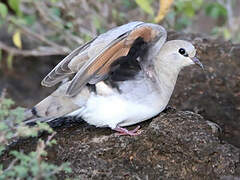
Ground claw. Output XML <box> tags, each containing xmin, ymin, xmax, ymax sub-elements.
<box><xmin>114</xmin><ymin>125</ymin><xmax>141</xmax><ymax>136</ymax></box>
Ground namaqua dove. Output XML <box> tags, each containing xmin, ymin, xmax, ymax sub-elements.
<box><xmin>24</xmin><ymin>21</ymin><xmax>203</xmax><ymax>135</ymax></box>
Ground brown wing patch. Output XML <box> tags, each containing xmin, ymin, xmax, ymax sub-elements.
<box><xmin>89</xmin><ymin>47</ymin><xmax>130</xmax><ymax>84</ymax></box>
<box><xmin>66</xmin><ymin>39</ymin><xmax>130</xmax><ymax>96</ymax></box>
<box><xmin>125</xmin><ymin>26</ymin><xmax>158</xmax><ymax>46</ymax></box>
<box><xmin>67</xmin><ymin>25</ymin><xmax>163</xmax><ymax>96</ymax></box>
<box><xmin>96</xmin><ymin>47</ymin><xmax>129</xmax><ymax>76</ymax></box>
<box><xmin>87</xmin><ymin>40</ymin><xmax>130</xmax><ymax>75</ymax></box>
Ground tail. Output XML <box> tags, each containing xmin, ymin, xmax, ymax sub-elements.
<box><xmin>24</xmin><ymin>81</ymin><xmax>90</xmax><ymax>125</ymax></box>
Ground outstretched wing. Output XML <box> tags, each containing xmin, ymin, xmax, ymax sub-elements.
<box><xmin>41</xmin><ymin>39</ymin><xmax>95</xmax><ymax>87</ymax></box>
<box><xmin>42</xmin><ymin>22</ymin><xmax>167</xmax><ymax>97</ymax></box>
<box><xmin>41</xmin><ymin>21</ymin><xmax>144</xmax><ymax>87</ymax></box>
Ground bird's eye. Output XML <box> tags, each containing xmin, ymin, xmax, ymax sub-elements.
<box><xmin>178</xmin><ymin>48</ymin><xmax>188</xmax><ymax>57</ymax></box>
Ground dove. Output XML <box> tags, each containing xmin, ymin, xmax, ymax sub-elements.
<box><xmin>24</xmin><ymin>21</ymin><xmax>203</xmax><ymax>135</ymax></box>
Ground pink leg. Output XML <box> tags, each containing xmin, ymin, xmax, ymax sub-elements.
<box><xmin>113</xmin><ymin>125</ymin><xmax>141</xmax><ymax>136</ymax></box>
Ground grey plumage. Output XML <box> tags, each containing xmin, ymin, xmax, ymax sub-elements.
<box><xmin>24</xmin><ymin>21</ymin><xmax>203</xmax><ymax>135</ymax></box>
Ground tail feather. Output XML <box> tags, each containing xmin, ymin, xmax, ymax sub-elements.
<box><xmin>23</xmin><ymin>81</ymin><xmax>90</xmax><ymax>125</ymax></box>
<box><xmin>23</xmin><ymin>116</ymin><xmax>56</xmax><ymax>125</ymax></box>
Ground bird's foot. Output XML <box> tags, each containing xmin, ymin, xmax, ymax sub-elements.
<box><xmin>114</xmin><ymin>125</ymin><xmax>141</xmax><ymax>136</ymax></box>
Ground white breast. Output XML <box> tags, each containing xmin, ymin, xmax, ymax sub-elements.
<box><xmin>81</xmin><ymin>92</ymin><xmax>162</xmax><ymax>129</ymax></box>
<box><xmin>71</xmin><ymin>76</ymin><xmax>173</xmax><ymax>129</ymax></box>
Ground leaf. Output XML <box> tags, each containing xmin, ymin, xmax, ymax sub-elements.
<box><xmin>14</xmin><ymin>165</ymin><xmax>28</xmax><ymax>178</ymax></box>
<box><xmin>122</xmin><ymin>0</ymin><xmax>136</xmax><ymax>8</ymax></box>
<box><xmin>192</xmin><ymin>0</ymin><xmax>203</xmax><ymax>10</ymax></box>
<box><xmin>155</xmin><ymin>0</ymin><xmax>174</xmax><ymax>23</ymax></box>
<box><xmin>0</xmin><ymin>122</ymin><xmax>8</xmax><ymax>131</ymax></box>
<box><xmin>8</xmin><ymin>0</ymin><xmax>21</xmax><ymax>17</ymax></box>
<box><xmin>13</xmin><ymin>30</ymin><xmax>22</xmax><ymax>49</ymax></box>
<box><xmin>205</xmin><ymin>2</ymin><xmax>227</xmax><ymax>19</ymax></box>
<box><xmin>7</xmin><ymin>53</ymin><xmax>13</xmax><ymax>70</ymax></box>
<box><xmin>0</xmin><ymin>3</ymin><xmax>8</xmax><ymax>18</ymax></box>
<box><xmin>183</xmin><ymin>2</ymin><xmax>195</xmax><ymax>18</ymax></box>
<box><xmin>223</xmin><ymin>28</ymin><xmax>231</xmax><ymax>40</ymax></box>
<box><xmin>135</xmin><ymin>0</ymin><xmax>154</xmax><ymax>16</ymax></box>
<box><xmin>50</xmin><ymin>0</ymin><xmax>60</xmax><ymax>3</ymax></box>
<box><xmin>2</xmin><ymin>98</ymin><xmax>15</xmax><ymax>107</ymax></box>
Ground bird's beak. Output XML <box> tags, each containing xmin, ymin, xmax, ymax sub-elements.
<box><xmin>191</xmin><ymin>57</ymin><xmax>204</xmax><ymax>70</ymax></box>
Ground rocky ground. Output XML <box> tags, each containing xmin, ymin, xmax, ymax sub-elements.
<box><xmin>1</xmin><ymin>109</ymin><xmax>239</xmax><ymax>179</ymax></box>
<box><xmin>1</xmin><ymin>32</ymin><xmax>240</xmax><ymax>179</ymax></box>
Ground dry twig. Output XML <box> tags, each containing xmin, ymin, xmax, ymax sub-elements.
<box><xmin>0</xmin><ymin>41</ymin><xmax>68</xmax><ymax>56</ymax></box>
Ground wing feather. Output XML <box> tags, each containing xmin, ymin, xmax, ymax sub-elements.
<box><xmin>41</xmin><ymin>22</ymin><xmax>167</xmax><ymax>97</ymax></box>
<box><xmin>66</xmin><ymin>34</ymin><xmax>129</xmax><ymax>96</ymax></box>
<box><xmin>41</xmin><ymin>39</ymin><xmax>95</xmax><ymax>87</ymax></box>
<box><xmin>66</xmin><ymin>23</ymin><xmax>167</xmax><ymax>96</ymax></box>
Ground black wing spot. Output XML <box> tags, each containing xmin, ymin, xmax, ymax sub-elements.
<box><xmin>31</xmin><ymin>107</ymin><xmax>40</xmax><ymax>117</ymax></box>
<box><xmin>106</xmin><ymin>37</ymin><xmax>148</xmax><ymax>87</ymax></box>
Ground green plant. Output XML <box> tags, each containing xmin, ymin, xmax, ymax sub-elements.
<box><xmin>0</xmin><ymin>92</ymin><xmax>72</xmax><ymax>179</ymax></box>
<box><xmin>0</xmin><ymin>135</ymin><xmax>71</xmax><ymax>180</ymax></box>
<box><xmin>133</xmin><ymin>0</ymin><xmax>240</xmax><ymax>42</ymax></box>
<box><xmin>135</xmin><ymin>0</ymin><xmax>154</xmax><ymax>17</ymax></box>
<box><xmin>0</xmin><ymin>0</ymin><xmax>81</xmax><ymax>69</ymax></box>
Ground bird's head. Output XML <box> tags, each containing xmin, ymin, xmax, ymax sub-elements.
<box><xmin>156</xmin><ymin>40</ymin><xmax>203</xmax><ymax>71</ymax></box>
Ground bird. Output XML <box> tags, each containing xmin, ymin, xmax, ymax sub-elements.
<box><xmin>24</xmin><ymin>21</ymin><xmax>203</xmax><ymax>135</ymax></box>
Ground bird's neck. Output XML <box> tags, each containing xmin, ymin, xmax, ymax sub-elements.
<box><xmin>154</xmin><ymin>59</ymin><xmax>181</xmax><ymax>105</ymax></box>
